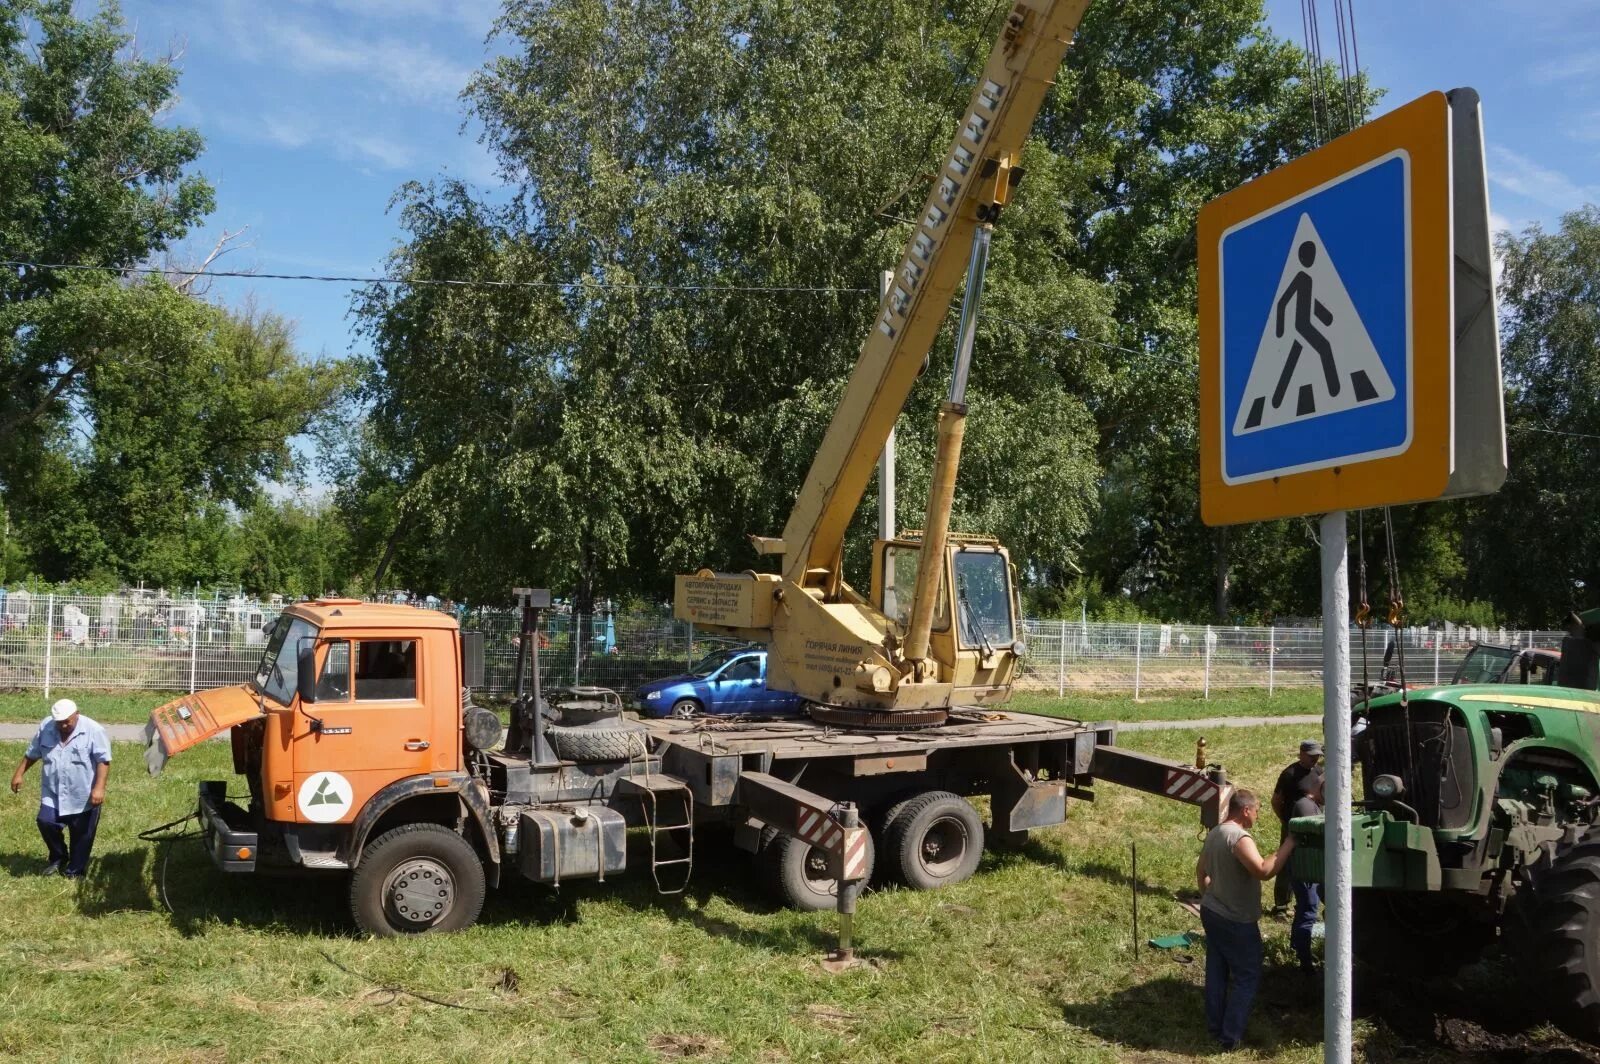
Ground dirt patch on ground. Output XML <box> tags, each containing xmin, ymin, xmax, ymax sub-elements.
<box><xmin>1359</xmin><ymin>964</ymin><xmax>1600</xmax><ymax>1063</ymax></box>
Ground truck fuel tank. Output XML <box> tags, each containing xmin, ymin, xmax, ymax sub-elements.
<box><xmin>517</xmin><ymin>806</ymin><xmax>627</xmax><ymax>885</ymax></box>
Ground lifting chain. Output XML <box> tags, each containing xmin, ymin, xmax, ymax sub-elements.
<box><xmin>1382</xmin><ymin>507</ymin><xmax>1408</xmax><ymax>703</ymax></box>
<box><xmin>1356</xmin><ymin>510</ymin><xmax>1371</xmax><ymax>713</ymax></box>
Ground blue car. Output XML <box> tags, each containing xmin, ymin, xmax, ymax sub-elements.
<box><xmin>637</xmin><ymin>646</ymin><xmax>802</xmax><ymax>718</ymax></box>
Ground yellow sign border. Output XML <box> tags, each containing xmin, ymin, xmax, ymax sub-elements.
<box><xmin>1200</xmin><ymin>91</ymin><xmax>1452</xmax><ymax>526</ymax></box>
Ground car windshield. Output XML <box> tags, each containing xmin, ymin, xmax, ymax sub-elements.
<box><xmin>253</xmin><ymin>616</ymin><xmax>318</xmax><ymax>705</ymax></box>
<box><xmin>689</xmin><ymin>648</ymin><xmax>747</xmax><ymax>678</ymax></box>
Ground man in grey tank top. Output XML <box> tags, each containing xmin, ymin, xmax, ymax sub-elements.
<box><xmin>1196</xmin><ymin>788</ymin><xmax>1297</xmax><ymax>1051</ymax></box>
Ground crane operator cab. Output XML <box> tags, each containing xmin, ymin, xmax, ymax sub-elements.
<box><xmin>874</xmin><ymin>533</ymin><xmax>1023</xmax><ymax>692</ymax></box>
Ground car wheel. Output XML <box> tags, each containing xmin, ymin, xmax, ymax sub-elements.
<box><xmin>669</xmin><ymin>699</ymin><xmax>700</xmax><ymax>720</ymax></box>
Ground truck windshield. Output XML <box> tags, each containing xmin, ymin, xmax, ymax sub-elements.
<box><xmin>954</xmin><ymin>550</ymin><xmax>1014</xmax><ymax>649</ymax></box>
<box><xmin>253</xmin><ymin>616</ymin><xmax>318</xmax><ymax>705</ymax></box>
<box><xmin>689</xmin><ymin>648</ymin><xmax>745</xmax><ymax>678</ymax></box>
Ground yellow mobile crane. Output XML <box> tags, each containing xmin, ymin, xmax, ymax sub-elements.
<box><xmin>675</xmin><ymin>0</ymin><xmax>1093</xmax><ymax>727</ymax></box>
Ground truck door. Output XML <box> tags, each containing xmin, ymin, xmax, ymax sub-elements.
<box><xmin>292</xmin><ymin>637</ymin><xmax>435</xmax><ymax>823</ymax></box>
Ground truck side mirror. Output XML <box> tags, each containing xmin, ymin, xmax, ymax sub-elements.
<box><xmin>297</xmin><ymin>646</ymin><xmax>318</xmax><ymax>704</ymax></box>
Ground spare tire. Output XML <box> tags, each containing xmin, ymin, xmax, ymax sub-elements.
<box><xmin>546</xmin><ymin>718</ymin><xmax>650</xmax><ymax>763</ymax></box>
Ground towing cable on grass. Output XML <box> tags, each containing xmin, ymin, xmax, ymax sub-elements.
<box><xmin>137</xmin><ymin>810</ymin><xmax>202</xmax><ymax>916</ymax></box>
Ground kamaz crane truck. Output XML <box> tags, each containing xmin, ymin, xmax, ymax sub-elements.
<box><xmin>144</xmin><ymin>0</ymin><xmax>1230</xmax><ymax>941</ymax></box>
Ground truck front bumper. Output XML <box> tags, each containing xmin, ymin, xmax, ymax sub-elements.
<box><xmin>1287</xmin><ymin>809</ymin><xmax>1442</xmax><ymax>891</ymax></box>
<box><xmin>198</xmin><ymin>780</ymin><xmax>258</xmax><ymax>873</ymax></box>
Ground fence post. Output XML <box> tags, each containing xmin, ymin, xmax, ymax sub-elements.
<box><xmin>1268</xmin><ymin>626</ymin><xmax>1276</xmax><ymax>697</ymax></box>
<box><xmin>1204</xmin><ymin>625</ymin><xmax>1212</xmax><ymax>701</ymax></box>
<box><xmin>1128</xmin><ymin>623</ymin><xmax>1139</xmax><ymax>699</ymax></box>
<box><xmin>687</xmin><ymin>622</ymin><xmax>694</xmax><ymax>670</ymax></box>
<box><xmin>189</xmin><ymin>619</ymin><xmax>200</xmax><ymax>694</ymax></box>
<box><xmin>1433</xmin><ymin>639</ymin><xmax>1441</xmax><ymax>686</ymax></box>
<box><xmin>43</xmin><ymin>593</ymin><xmax>54</xmax><ymax>699</ymax></box>
<box><xmin>574</xmin><ymin>613</ymin><xmax>582</xmax><ymax>686</ymax></box>
<box><xmin>1057</xmin><ymin>619</ymin><xmax>1066</xmax><ymax>697</ymax></box>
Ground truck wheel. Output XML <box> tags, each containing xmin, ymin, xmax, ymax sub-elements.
<box><xmin>881</xmin><ymin>791</ymin><xmax>984</xmax><ymax>890</ymax></box>
<box><xmin>760</xmin><ymin>828</ymin><xmax>875</xmax><ymax>912</ymax></box>
<box><xmin>350</xmin><ymin>824</ymin><xmax>486</xmax><ymax>937</ymax></box>
<box><xmin>1526</xmin><ymin>839</ymin><xmax>1600</xmax><ymax>1041</ymax></box>
<box><xmin>546</xmin><ymin>718</ymin><xmax>650</xmax><ymax>762</ymax></box>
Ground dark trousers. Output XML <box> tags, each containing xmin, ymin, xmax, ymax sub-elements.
<box><xmin>1201</xmin><ymin>906</ymin><xmax>1263</xmax><ymax>1048</ymax></box>
<box><xmin>38</xmin><ymin>803</ymin><xmax>101</xmax><ymax>877</ymax></box>
<box><xmin>1291</xmin><ymin>879</ymin><xmax>1322</xmax><ymax>970</ymax></box>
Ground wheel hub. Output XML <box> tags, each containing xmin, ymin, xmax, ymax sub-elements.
<box><xmin>385</xmin><ymin>857</ymin><xmax>455</xmax><ymax>929</ymax></box>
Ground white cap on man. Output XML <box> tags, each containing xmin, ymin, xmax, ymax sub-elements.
<box><xmin>50</xmin><ymin>698</ymin><xmax>78</xmax><ymax>722</ymax></box>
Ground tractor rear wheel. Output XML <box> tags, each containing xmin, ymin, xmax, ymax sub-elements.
<box><xmin>350</xmin><ymin>823</ymin><xmax>486</xmax><ymax>937</ymax></box>
<box><xmin>1525</xmin><ymin>839</ymin><xmax>1600</xmax><ymax>1041</ymax></box>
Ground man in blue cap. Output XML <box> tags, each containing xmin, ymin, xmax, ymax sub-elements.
<box><xmin>9</xmin><ymin>698</ymin><xmax>111</xmax><ymax>878</ymax></box>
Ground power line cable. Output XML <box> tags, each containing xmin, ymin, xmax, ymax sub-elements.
<box><xmin>0</xmin><ymin>259</ymin><xmax>874</xmax><ymax>296</ymax></box>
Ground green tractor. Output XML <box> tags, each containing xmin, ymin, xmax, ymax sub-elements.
<box><xmin>1289</xmin><ymin>682</ymin><xmax>1600</xmax><ymax>1040</ymax></box>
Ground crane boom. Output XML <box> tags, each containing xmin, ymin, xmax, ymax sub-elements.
<box><xmin>778</xmin><ymin>0</ymin><xmax>1092</xmax><ymax>587</ymax></box>
<box><xmin>676</xmin><ymin>0</ymin><xmax>1092</xmax><ymax>725</ymax></box>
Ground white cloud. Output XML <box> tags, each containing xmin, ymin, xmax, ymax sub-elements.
<box><xmin>1486</xmin><ymin>145</ymin><xmax>1600</xmax><ymax>213</ymax></box>
<box><xmin>260</xmin><ymin>115</ymin><xmax>315</xmax><ymax>150</ymax></box>
<box><xmin>216</xmin><ymin>2</ymin><xmax>475</xmax><ymax>108</ymax></box>
<box><xmin>345</xmin><ymin>134</ymin><xmax>414</xmax><ymax>171</ymax></box>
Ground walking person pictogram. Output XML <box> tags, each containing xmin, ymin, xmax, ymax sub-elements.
<box><xmin>1269</xmin><ymin>241</ymin><xmax>1341</xmax><ymax>418</ymax></box>
<box><xmin>1234</xmin><ymin>214</ymin><xmax>1392</xmax><ymax>436</ymax></box>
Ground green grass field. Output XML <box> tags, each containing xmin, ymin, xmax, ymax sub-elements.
<box><xmin>0</xmin><ymin>718</ymin><xmax>1542</xmax><ymax>1063</ymax></box>
<box><xmin>0</xmin><ymin>686</ymin><xmax>1322</xmax><ymax>727</ymax></box>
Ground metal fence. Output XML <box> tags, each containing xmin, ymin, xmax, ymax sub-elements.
<box><xmin>1014</xmin><ymin>620</ymin><xmax>1564</xmax><ymax>696</ymax></box>
<box><xmin>0</xmin><ymin>589</ymin><xmax>1564</xmax><ymax>700</ymax></box>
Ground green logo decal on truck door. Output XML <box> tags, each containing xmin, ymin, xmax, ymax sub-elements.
<box><xmin>297</xmin><ymin>771</ymin><xmax>354</xmax><ymax>823</ymax></box>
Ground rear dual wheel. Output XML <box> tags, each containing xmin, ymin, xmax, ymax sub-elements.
<box><xmin>879</xmin><ymin>791</ymin><xmax>984</xmax><ymax>891</ymax></box>
<box><xmin>760</xmin><ymin>826</ymin><xmax>876</xmax><ymax>912</ymax></box>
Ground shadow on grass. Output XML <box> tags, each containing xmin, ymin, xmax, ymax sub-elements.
<box><xmin>77</xmin><ymin>846</ymin><xmax>157</xmax><ymax>914</ymax></box>
<box><xmin>0</xmin><ymin>850</ymin><xmax>52</xmax><ymax>877</ymax></box>
<box><xmin>124</xmin><ymin>828</ymin><xmax>899</xmax><ymax>959</ymax></box>
<box><xmin>1060</xmin><ymin>967</ymin><xmax>1323</xmax><ymax>1056</ymax></box>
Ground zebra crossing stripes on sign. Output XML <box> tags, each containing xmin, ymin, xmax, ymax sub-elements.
<box><xmin>1162</xmin><ymin>768</ymin><xmax>1219</xmax><ymax>805</ymax></box>
<box><xmin>796</xmin><ymin>807</ymin><xmax>842</xmax><ymax>852</ymax></box>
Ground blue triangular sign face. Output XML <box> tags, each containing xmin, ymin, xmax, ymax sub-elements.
<box><xmin>1232</xmin><ymin>213</ymin><xmax>1395</xmax><ymax>436</ymax></box>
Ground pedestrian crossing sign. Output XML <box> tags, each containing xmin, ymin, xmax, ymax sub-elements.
<box><xmin>1199</xmin><ymin>90</ymin><xmax>1506</xmax><ymax>525</ymax></box>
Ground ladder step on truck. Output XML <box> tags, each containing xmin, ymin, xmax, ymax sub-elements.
<box><xmin>616</xmin><ymin>774</ymin><xmax>696</xmax><ymax>894</ymax></box>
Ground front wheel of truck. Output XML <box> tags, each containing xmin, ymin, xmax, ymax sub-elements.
<box><xmin>350</xmin><ymin>823</ymin><xmax>486</xmax><ymax>936</ymax></box>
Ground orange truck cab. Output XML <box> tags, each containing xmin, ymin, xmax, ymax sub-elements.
<box><xmin>144</xmin><ymin>598</ymin><xmax>502</xmax><ymax>932</ymax></box>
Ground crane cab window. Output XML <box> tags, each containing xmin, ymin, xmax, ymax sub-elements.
<box><xmin>355</xmin><ymin>640</ymin><xmax>418</xmax><ymax>701</ymax></box>
<box><xmin>880</xmin><ymin>543</ymin><xmax>949</xmax><ymax>634</ymax></box>
<box><xmin>316</xmin><ymin>641</ymin><xmax>352</xmax><ymax>701</ymax></box>
<box><xmin>954</xmin><ymin>549</ymin><xmax>1014</xmax><ymax>649</ymax></box>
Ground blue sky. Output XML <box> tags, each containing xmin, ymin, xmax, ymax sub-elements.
<box><xmin>121</xmin><ymin>0</ymin><xmax>1599</xmax><ymax>366</ymax></box>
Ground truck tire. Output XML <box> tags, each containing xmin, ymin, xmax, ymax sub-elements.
<box><xmin>1526</xmin><ymin>839</ymin><xmax>1600</xmax><ymax>1041</ymax></box>
<box><xmin>760</xmin><ymin>827</ymin><xmax>876</xmax><ymax>912</ymax></box>
<box><xmin>546</xmin><ymin>718</ymin><xmax>649</xmax><ymax>763</ymax></box>
<box><xmin>881</xmin><ymin>791</ymin><xmax>984</xmax><ymax>890</ymax></box>
<box><xmin>350</xmin><ymin>823</ymin><xmax>486</xmax><ymax>937</ymax></box>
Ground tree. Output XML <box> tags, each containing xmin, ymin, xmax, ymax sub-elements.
<box><xmin>1463</xmin><ymin>207</ymin><xmax>1600</xmax><ymax>626</ymax></box>
<box><xmin>0</xmin><ymin>0</ymin><xmax>213</xmax><ymax>465</ymax></box>
<box><xmin>353</xmin><ymin>0</ymin><xmax>1369</xmax><ymax>613</ymax></box>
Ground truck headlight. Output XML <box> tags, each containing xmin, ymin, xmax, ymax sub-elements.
<box><xmin>1371</xmin><ymin>774</ymin><xmax>1405</xmax><ymax>799</ymax></box>
<box><xmin>645</xmin><ymin>691</ymin><xmax>662</xmax><ymax>700</ymax></box>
